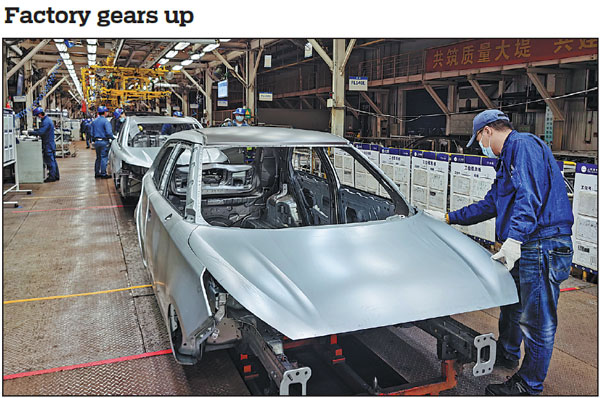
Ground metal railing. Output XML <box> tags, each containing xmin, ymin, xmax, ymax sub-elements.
<box><xmin>348</xmin><ymin>51</ymin><xmax>425</xmax><ymax>82</ymax></box>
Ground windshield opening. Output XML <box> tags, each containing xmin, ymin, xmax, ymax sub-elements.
<box><xmin>128</xmin><ymin>122</ymin><xmax>197</xmax><ymax>148</ymax></box>
<box><xmin>194</xmin><ymin>145</ymin><xmax>410</xmax><ymax>229</ymax></box>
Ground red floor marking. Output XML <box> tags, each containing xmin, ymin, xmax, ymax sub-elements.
<box><xmin>3</xmin><ymin>349</ymin><xmax>173</xmax><ymax>380</ymax></box>
<box><xmin>560</xmin><ymin>287</ymin><xmax>581</xmax><ymax>292</ymax></box>
<box><xmin>12</xmin><ymin>204</ymin><xmax>128</xmax><ymax>213</ymax></box>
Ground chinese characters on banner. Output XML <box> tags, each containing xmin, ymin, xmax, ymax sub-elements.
<box><xmin>426</xmin><ymin>39</ymin><xmax>598</xmax><ymax>73</ymax></box>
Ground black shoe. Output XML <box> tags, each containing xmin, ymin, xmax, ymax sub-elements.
<box><xmin>86</xmin><ymin>146</ymin><xmax>90</xmax><ymax>148</ymax></box>
<box><xmin>485</xmin><ymin>374</ymin><xmax>532</xmax><ymax>395</ymax></box>
<box><xmin>495</xmin><ymin>354</ymin><xmax>519</xmax><ymax>370</ymax></box>
<box><xmin>100</xmin><ymin>174</ymin><xmax>111</xmax><ymax>179</ymax></box>
<box><xmin>95</xmin><ymin>174</ymin><xmax>101</xmax><ymax>179</ymax></box>
<box><xmin>44</xmin><ymin>177</ymin><xmax>57</xmax><ymax>183</ymax></box>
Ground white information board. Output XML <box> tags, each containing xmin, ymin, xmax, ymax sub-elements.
<box><xmin>333</xmin><ymin>147</ymin><xmax>355</xmax><ymax>187</ymax></box>
<box><xmin>380</xmin><ymin>147</ymin><xmax>411</xmax><ymax>200</ymax></box>
<box><xmin>572</xmin><ymin>163</ymin><xmax>598</xmax><ymax>271</ymax></box>
<box><xmin>354</xmin><ymin>143</ymin><xmax>380</xmax><ymax>195</ymax></box>
<box><xmin>410</xmin><ymin>150</ymin><xmax>449</xmax><ymax>212</ymax></box>
<box><xmin>449</xmin><ymin>155</ymin><xmax>497</xmax><ymax>243</ymax></box>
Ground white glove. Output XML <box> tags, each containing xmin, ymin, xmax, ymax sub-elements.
<box><xmin>491</xmin><ymin>238</ymin><xmax>522</xmax><ymax>271</ymax></box>
<box><xmin>423</xmin><ymin>209</ymin><xmax>447</xmax><ymax>223</ymax></box>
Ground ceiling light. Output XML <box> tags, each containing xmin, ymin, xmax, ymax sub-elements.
<box><xmin>87</xmin><ymin>54</ymin><xmax>96</xmax><ymax>61</ymax></box>
<box><xmin>174</xmin><ymin>42</ymin><xmax>190</xmax><ymax>51</ymax></box>
<box><xmin>63</xmin><ymin>59</ymin><xmax>73</xmax><ymax>66</ymax></box>
<box><xmin>53</xmin><ymin>39</ymin><xmax>64</xmax><ymax>43</ymax></box>
<box><xmin>172</xmin><ymin>65</ymin><xmax>183</xmax><ymax>71</ymax></box>
<box><xmin>87</xmin><ymin>39</ymin><xmax>98</xmax><ymax>45</ymax></box>
<box><xmin>220</xmin><ymin>39</ymin><xmax>231</xmax><ymax>42</ymax></box>
<box><xmin>203</xmin><ymin>43</ymin><xmax>220</xmax><ymax>52</ymax></box>
<box><xmin>190</xmin><ymin>53</ymin><xmax>202</xmax><ymax>60</ymax></box>
<box><xmin>56</xmin><ymin>43</ymin><xmax>67</xmax><ymax>52</ymax></box>
<box><xmin>88</xmin><ymin>60</ymin><xmax>96</xmax><ymax>66</ymax></box>
<box><xmin>87</xmin><ymin>45</ymin><xmax>97</xmax><ymax>54</ymax></box>
<box><xmin>166</xmin><ymin>50</ymin><xmax>178</xmax><ymax>59</ymax></box>
<box><xmin>181</xmin><ymin>59</ymin><xmax>193</xmax><ymax>66</ymax></box>
<box><xmin>158</xmin><ymin>58</ymin><xmax>169</xmax><ymax>65</ymax></box>
<box><xmin>59</xmin><ymin>52</ymin><xmax>70</xmax><ymax>60</ymax></box>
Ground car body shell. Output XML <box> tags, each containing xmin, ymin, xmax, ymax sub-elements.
<box><xmin>109</xmin><ymin>116</ymin><xmax>201</xmax><ymax>198</ymax></box>
<box><xmin>135</xmin><ymin>127</ymin><xmax>518</xmax><ymax>363</ymax></box>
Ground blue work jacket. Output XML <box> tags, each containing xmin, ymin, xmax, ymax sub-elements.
<box><xmin>31</xmin><ymin>115</ymin><xmax>56</xmax><ymax>151</ymax></box>
<box><xmin>90</xmin><ymin>116</ymin><xmax>114</xmax><ymax>140</ymax></box>
<box><xmin>448</xmin><ymin>130</ymin><xmax>573</xmax><ymax>244</ymax></box>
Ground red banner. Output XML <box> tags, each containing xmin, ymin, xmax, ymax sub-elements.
<box><xmin>425</xmin><ymin>38</ymin><xmax>598</xmax><ymax>73</ymax></box>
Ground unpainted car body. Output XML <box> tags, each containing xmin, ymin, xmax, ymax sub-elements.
<box><xmin>109</xmin><ymin>115</ymin><xmax>202</xmax><ymax>198</ymax></box>
<box><xmin>135</xmin><ymin>127</ymin><xmax>518</xmax><ymax>366</ymax></box>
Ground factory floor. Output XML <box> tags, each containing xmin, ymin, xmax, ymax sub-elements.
<box><xmin>3</xmin><ymin>141</ymin><xmax>598</xmax><ymax>395</ymax></box>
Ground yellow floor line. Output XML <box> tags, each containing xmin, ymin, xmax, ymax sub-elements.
<box><xmin>3</xmin><ymin>284</ymin><xmax>153</xmax><ymax>304</ymax></box>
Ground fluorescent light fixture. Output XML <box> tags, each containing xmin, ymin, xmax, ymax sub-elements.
<box><xmin>88</xmin><ymin>60</ymin><xmax>96</xmax><ymax>66</ymax></box>
<box><xmin>158</xmin><ymin>58</ymin><xmax>169</xmax><ymax>65</ymax></box>
<box><xmin>87</xmin><ymin>45</ymin><xmax>97</xmax><ymax>54</ymax></box>
<box><xmin>66</xmin><ymin>64</ymin><xmax>74</xmax><ymax>70</ymax></box>
<box><xmin>87</xmin><ymin>39</ymin><xmax>97</xmax><ymax>45</ymax></box>
<box><xmin>181</xmin><ymin>59</ymin><xmax>193</xmax><ymax>66</ymax></box>
<box><xmin>53</xmin><ymin>39</ymin><xmax>64</xmax><ymax>43</ymax></box>
<box><xmin>63</xmin><ymin>59</ymin><xmax>73</xmax><ymax>66</ymax></box>
<box><xmin>174</xmin><ymin>42</ymin><xmax>190</xmax><ymax>51</ymax></box>
<box><xmin>87</xmin><ymin>54</ymin><xmax>96</xmax><ymax>61</ymax></box>
<box><xmin>56</xmin><ymin>43</ymin><xmax>67</xmax><ymax>52</ymax></box>
<box><xmin>59</xmin><ymin>52</ymin><xmax>70</xmax><ymax>60</ymax></box>
<box><xmin>190</xmin><ymin>53</ymin><xmax>202</xmax><ymax>60</ymax></box>
<box><xmin>172</xmin><ymin>65</ymin><xmax>183</xmax><ymax>71</ymax></box>
<box><xmin>220</xmin><ymin>39</ymin><xmax>231</xmax><ymax>42</ymax></box>
<box><xmin>165</xmin><ymin>50</ymin><xmax>178</xmax><ymax>59</ymax></box>
<box><xmin>203</xmin><ymin>43</ymin><xmax>220</xmax><ymax>52</ymax></box>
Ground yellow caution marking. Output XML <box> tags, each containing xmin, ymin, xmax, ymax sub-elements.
<box><xmin>3</xmin><ymin>284</ymin><xmax>152</xmax><ymax>304</ymax></box>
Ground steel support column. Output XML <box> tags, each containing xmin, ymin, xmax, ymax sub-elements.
<box><xmin>527</xmin><ymin>72</ymin><xmax>566</xmax><ymax>150</ymax></box>
<box><xmin>446</xmin><ymin>84</ymin><xmax>457</xmax><ymax>135</ymax></box>
<box><xmin>397</xmin><ymin>88</ymin><xmax>406</xmax><ymax>136</ymax></box>
<box><xmin>205</xmin><ymin>69</ymin><xmax>213</xmax><ymax>126</ymax></box>
<box><xmin>25</xmin><ymin>61</ymin><xmax>33</xmax><ymax>130</ymax></box>
<box><xmin>7</xmin><ymin>39</ymin><xmax>50</xmax><ymax>80</ymax></box>
<box><xmin>331</xmin><ymin>39</ymin><xmax>346</xmax><ymax>137</ymax></box>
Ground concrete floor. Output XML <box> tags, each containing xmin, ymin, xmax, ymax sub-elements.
<box><xmin>2</xmin><ymin>141</ymin><xmax>598</xmax><ymax>395</ymax></box>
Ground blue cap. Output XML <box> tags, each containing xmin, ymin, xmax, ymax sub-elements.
<box><xmin>32</xmin><ymin>106</ymin><xmax>44</xmax><ymax>116</ymax></box>
<box><xmin>97</xmin><ymin>105</ymin><xmax>108</xmax><ymax>114</ymax></box>
<box><xmin>113</xmin><ymin>108</ymin><xmax>123</xmax><ymax>118</ymax></box>
<box><xmin>233</xmin><ymin>107</ymin><xmax>245</xmax><ymax>115</ymax></box>
<box><xmin>468</xmin><ymin>109</ymin><xmax>510</xmax><ymax>147</ymax></box>
<box><xmin>173</xmin><ymin>111</ymin><xmax>183</xmax><ymax>117</ymax></box>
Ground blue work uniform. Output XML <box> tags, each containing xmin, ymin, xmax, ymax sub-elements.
<box><xmin>225</xmin><ymin>120</ymin><xmax>249</xmax><ymax>127</ymax></box>
<box><xmin>160</xmin><ymin>123</ymin><xmax>174</xmax><ymax>135</ymax></box>
<box><xmin>90</xmin><ymin>116</ymin><xmax>114</xmax><ymax>177</ymax></box>
<box><xmin>30</xmin><ymin>115</ymin><xmax>59</xmax><ymax>180</ymax></box>
<box><xmin>448</xmin><ymin>130</ymin><xmax>574</xmax><ymax>394</ymax></box>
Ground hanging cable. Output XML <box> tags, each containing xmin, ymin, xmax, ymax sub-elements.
<box><xmin>15</xmin><ymin>58</ymin><xmax>64</xmax><ymax>119</ymax></box>
<box><xmin>344</xmin><ymin>86</ymin><xmax>599</xmax><ymax>122</ymax></box>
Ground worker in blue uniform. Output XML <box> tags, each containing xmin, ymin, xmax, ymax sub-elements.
<box><xmin>29</xmin><ymin>107</ymin><xmax>60</xmax><ymax>182</ymax></box>
<box><xmin>81</xmin><ymin>118</ymin><xmax>92</xmax><ymax>148</ymax></box>
<box><xmin>160</xmin><ymin>111</ymin><xmax>183</xmax><ymax>135</ymax></box>
<box><xmin>111</xmin><ymin>108</ymin><xmax>126</xmax><ymax>136</ymax></box>
<box><xmin>431</xmin><ymin>110</ymin><xmax>573</xmax><ymax>395</ymax></box>
<box><xmin>90</xmin><ymin>106</ymin><xmax>114</xmax><ymax>179</ymax></box>
<box><xmin>225</xmin><ymin>108</ymin><xmax>249</xmax><ymax>126</ymax></box>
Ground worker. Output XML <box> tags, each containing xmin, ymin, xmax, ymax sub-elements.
<box><xmin>90</xmin><ymin>106</ymin><xmax>114</xmax><ymax>179</ymax></box>
<box><xmin>111</xmin><ymin>108</ymin><xmax>126</xmax><ymax>136</ymax></box>
<box><xmin>161</xmin><ymin>111</ymin><xmax>183</xmax><ymax>135</ymax></box>
<box><xmin>427</xmin><ymin>110</ymin><xmax>574</xmax><ymax>395</ymax></box>
<box><xmin>80</xmin><ymin>118</ymin><xmax>92</xmax><ymax>148</ymax></box>
<box><xmin>225</xmin><ymin>108</ymin><xmax>249</xmax><ymax>126</ymax></box>
<box><xmin>29</xmin><ymin>107</ymin><xmax>60</xmax><ymax>182</ymax></box>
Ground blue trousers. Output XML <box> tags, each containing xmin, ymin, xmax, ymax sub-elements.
<box><xmin>85</xmin><ymin>131</ymin><xmax>91</xmax><ymax>147</ymax></box>
<box><xmin>497</xmin><ymin>235</ymin><xmax>573</xmax><ymax>394</ymax></box>
<box><xmin>94</xmin><ymin>140</ymin><xmax>109</xmax><ymax>176</ymax></box>
<box><xmin>43</xmin><ymin>149</ymin><xmax>60</xmax><ymax>180</ymax></box>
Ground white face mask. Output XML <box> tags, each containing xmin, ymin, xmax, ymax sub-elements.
<box><xmin>235</xmin><ymin>115</ymin><xmax>244</xmax><ymax>122</ymax></box>
<box><xmin>479</xmin><ymin>130</ymin><xmax>497</xmax><ymax>158</ymax></box>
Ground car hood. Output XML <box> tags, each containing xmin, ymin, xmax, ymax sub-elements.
<box><xmin>120</xmin><ymin>147</ymin><xmax>161</xmax><ymax>169</ymax></box>
<box><xmin>188</xmin><ymin>213</ymin><xmax>518</xmax><ymax>340</ymax></box>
